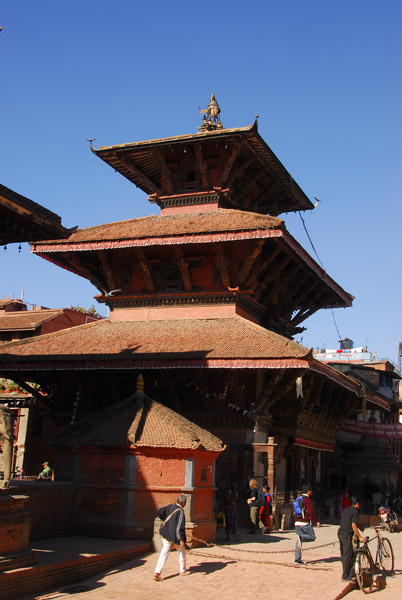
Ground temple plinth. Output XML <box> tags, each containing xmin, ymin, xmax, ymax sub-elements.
<box><xmin>0</xmin><ymin>491</ymin><xmax>37</xmax><ymax>571</ymax></box>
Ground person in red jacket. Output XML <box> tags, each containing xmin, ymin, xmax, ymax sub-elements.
<box><xmin>294</xmin><ymin>484</ymin><xmax>320</xmax><ymax>565</ymax></box>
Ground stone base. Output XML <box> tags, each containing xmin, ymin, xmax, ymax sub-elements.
<box><xmin>0</xmin><ymin>491</ymin><xmax>33</xmax><ymax>560</ymax></box>
<box><xmin>0</xmin><ymin>548</ymin><xmax>38</xmax><ymax>571</ymax></box>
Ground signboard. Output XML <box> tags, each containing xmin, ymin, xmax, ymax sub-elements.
<box><xmin>341</xmin><ymin>419</ymin><xmax>402</xmax><ymax>439</ymax></box>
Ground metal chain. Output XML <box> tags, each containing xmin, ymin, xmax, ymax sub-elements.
<box><xmin>191</xmin><ymin>535</ymin><xmax>337</xmax><ymax>554</ymax></box>
<box><xmin>188</xmin><ymin>549</ymin><xmax>334</xmax><ymax>571</ymax></box>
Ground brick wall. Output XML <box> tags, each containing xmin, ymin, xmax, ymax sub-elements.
<box><xmin>12</xmin><ymin>482</ymin><xmax>77</xmax><ymax>539</ymax></box>
<box><xmin>0</xmin><ymin>544</ymin><xmax>149</xmax><ymax>600</ymax></box>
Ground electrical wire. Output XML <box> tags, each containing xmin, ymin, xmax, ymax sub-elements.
<box><xmin>297</xmin><ymin>211</ymin><xmax>347</xmax><ymax>352</ymax></box>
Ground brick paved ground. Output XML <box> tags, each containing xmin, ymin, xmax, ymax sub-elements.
<box><xmin>18</xmin><ymin>524</ymin><xmax>402</xmax><ymax>600</ymax></box>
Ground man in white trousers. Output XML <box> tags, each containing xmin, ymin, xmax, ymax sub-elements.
<box><xmin>154</xmin><ymin>494</ymin><xmax>189</xmax><ymax>581</ymax></box>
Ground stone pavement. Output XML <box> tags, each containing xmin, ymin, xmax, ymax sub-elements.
<box><xmin>18</xmin><ymin>525</ymin><xmax>402</xmax><ymax>600</ymax></box>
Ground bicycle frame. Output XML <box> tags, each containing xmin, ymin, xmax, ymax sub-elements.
<box><xmin>354</xmin><ymin>526</ymin><xmax>394</xmax><ymax>593</ymax></box>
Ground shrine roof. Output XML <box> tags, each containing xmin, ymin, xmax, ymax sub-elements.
<box><xmin>54</xmin><ymin>389</ymin><xmax>225</xmax><ymax>452</ymax></box>
<box><xmin>91</xmin><ymin>122</ymin><xmax>314</xmax><ymax>214</ymax></box>
<box><xmin>31</xmin><ymin>209</ymin><xmax>353</xmax><ymax>308</ymax></box>
<box><xmin>0</xmin><ymin>183</ymin><xmax>70</xmax><ymax>245</ymax></box>
<box><xmin>0</xmin><ymin>309</ymin><xmax>65</xmax><ymax>332</ymax></box>
<box><xmin>0</xmin><ymin>316</ymin><xmax>368</xmax><ymax>397</ymax></box>
<box><xmin>33</xmin><ymin>209</ymin><xmax>283</xmax><ymax>247</ymax></box>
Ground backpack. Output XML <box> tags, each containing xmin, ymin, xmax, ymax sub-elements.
<box><xmin>257</xmin><ymin>488</ymin><xmax>265</xmax><ymax>507</ymax></box>
<box><xmin>293</xmin><ymin>495</ymin><xmax>304</xmax><ymax>516</ymax></box>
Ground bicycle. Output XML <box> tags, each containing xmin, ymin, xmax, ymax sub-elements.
<box><xmin>354</xmin><ymin>526</ymin><xmax>394</xmax><ymax>593</ymax></box>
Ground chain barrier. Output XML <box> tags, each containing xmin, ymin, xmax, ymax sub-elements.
<box><xmin>188</xmin><ymin>536</ymin><xmax>337</xmax><ymax>571</ymax></box>
<box><xmin>188</xmin><ymin>549</ymin><xmax>333</xmax><ymax>571</ymax></box>
<box><xmin>191</xmin><ymin>535</ymin><xmax>337</xmax><ymax>554</ymax></box>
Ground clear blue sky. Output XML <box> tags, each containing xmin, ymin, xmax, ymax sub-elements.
<box><xmin>1</xmin><ymin>1</ymin><xmax>401</xmax><ymax>364</ymax></box>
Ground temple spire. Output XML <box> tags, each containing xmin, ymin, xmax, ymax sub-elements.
<box><xmin>199</xmin><ymin>93</ymin><xmax>223</xmax><ymax>132</ymax></box>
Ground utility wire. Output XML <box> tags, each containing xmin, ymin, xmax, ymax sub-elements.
<box><xmin>297</xmin><ymin>210</ymin><xmax>347</xmax><ymax>351</ymax></box>
<box><xmin>298</xmin><ymin>212</ymin><xmax>324</xmax><ymax>269</ymax></box>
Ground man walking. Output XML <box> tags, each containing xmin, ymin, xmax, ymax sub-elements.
<box><xmin>294</xmin><ymin>484</ymin><xmax>320</xmax><ymax>565</ymax></box>
<box><xmin>154</xmin><ymin>494</ymin><xmax>189</xmax><ymax>581</ymax></box>
<box><xmin>338</xmin><ymin>496</ymin><xmax>366</xmax><ymax>581</ymax></box>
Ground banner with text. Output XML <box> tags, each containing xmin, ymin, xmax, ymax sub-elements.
<box><xmin>341</xmin><ymin>419</ymin><xmax>402</xmax><ymax>439</ymax></box>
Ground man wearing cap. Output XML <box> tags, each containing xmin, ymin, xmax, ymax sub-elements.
<box><xmin>37</xmin><ymin>462</ymin><xmax>52</xmax><ymax>479</ymax></box>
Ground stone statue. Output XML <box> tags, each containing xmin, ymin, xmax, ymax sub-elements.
<box><xmin>0</xmin><ymin>404</ymin><xmax>14</xmax><ymax>489</ymax></box>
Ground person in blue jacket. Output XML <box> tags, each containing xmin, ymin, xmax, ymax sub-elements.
<box><xmin>154</xmin><ymin>494</ymin><xmax>189</xmax><ymax>581</ymax></box>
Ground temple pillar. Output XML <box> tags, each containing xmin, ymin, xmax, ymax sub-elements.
<box><xmin>267</xmin><ymin>436</ymin><xmax>276</xmax><ymax>491</ymax></box>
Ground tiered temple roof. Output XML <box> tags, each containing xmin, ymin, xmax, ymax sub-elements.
<box><xmin>90</xmin><ymin>122</ymin><xmax>314</xmax><ymax>216</ymax></box>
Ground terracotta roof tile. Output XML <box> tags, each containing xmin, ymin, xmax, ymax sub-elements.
<box><xmin>0</xmin><ymin>316</ymin><xmax>309</xmax><ymax>363</ymax></box>
<box><xmin>0</xmin><ymin>309</ymin><xmax>65</xmax><ymax>332</ymax></box>
<box><xmin>33</xmin><ymin>209</ymin><xmax>284</xmax><ymax>246</ymax></box>
<box><xmin>0</xmin><ymin>316</ymin><xmax>368</xmax><ymax>396</ymax></box>
<box><xmin>55</xmin><ymin>390</ymin><xmax>225</xmax><ymax>452</ymax></box>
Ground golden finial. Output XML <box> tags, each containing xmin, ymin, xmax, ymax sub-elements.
<box><xmin>199</xmin><ymin>93</ymin><xmax>223</xmax><ymax>131</ymax></box>
<box><xmin>136</xmin><ymin>373</ymin><xmax>144</xmax><ymax>393</ymax></box>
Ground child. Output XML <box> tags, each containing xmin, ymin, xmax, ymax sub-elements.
<box><xmin>259</xmin><ymin>485</ymin><xmax>273</xmax><ymax>533</ymax></box>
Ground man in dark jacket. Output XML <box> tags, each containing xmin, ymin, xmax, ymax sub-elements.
<box><xmin>294</xmin><ymin>484</ymin><xmax>320</xmax><ymax>565</ymax></box>
<box><xmin>338</xmin><ymin>496</ymin><xmax>366</xmax><ymax>581</ymax></box>
<box><xmin>154</xmin><ymin>494</ymin><xmax>188</xmax><ymax>581</ymax></box>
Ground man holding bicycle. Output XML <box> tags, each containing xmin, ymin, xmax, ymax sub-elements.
<box><xmin>338</xmin><ymin>496</ymin><xmax>366</xmax><ymax>581</ymax></box>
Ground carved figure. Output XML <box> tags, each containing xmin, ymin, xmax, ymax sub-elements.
<box><xmin>206</xmin><ymin>93</ymin><xmax>221</xmax><ymax>124</ymax></box>
<box><xmin>199</xmin><ymin>93</ymin><xmax>223</xmax><ymax>131</ymax></box>
<box><xmin>0</xmin><ymin>404</ymin><xmax>14</xmax><ymax>489</ymax></box>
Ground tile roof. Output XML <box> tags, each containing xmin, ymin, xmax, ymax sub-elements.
<box><xmin>54</xmin><ymin>389</ymin><xmax>225</xmax><ymax>452</ymax></box>
<box><xmin>31</xmin><ymin>209</ymin><xmax>353</xmax><ymax>308</ymax></box>
<box><xmin>0</xmin><ymin>309</ymin><xmax>65</xmax><ymax>332</ymax></box>
<box><xmin>0</xmin><ymin>299</ymin><xmax>26</xmax><ymax>309</ymax></box>
<box><xmin>33</xmin><ymin>209</ymin><xmax>284</xmax><ymax>247</ymax></box>
<box><xmin>0</xmin><ymin>316</ymin><xmax>371</xmax><ymax>395</ymax></box>
<box><xmin>0</xmin><ymin>316</ymin><xmax>310</xmax><ymax>364</ymax></box>
<box><xmin>91</xmin><ymin>122</ymin><xmax>314</xmax><ymax>214</ymax></box>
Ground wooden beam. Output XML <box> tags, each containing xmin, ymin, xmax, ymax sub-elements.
<box><xmin>236</xmin><ymin>167</ymin><xmax>269</xmax><ymax>207</ymax></box>
<box><xmin>244</xmin><ymin>243</ymin><xmax>283</xmax><ymax>290</ymax></box>
<box><xmin>227</xmin><ymin>154</ymin><xmax>256</xmax><ymax>188</ymax></box>
<box><xmin>291</xmin><ymin>306</ymin><xmax>320</xmax><ymax>327</ymax></box>
<box><xmin>254</xmin><ymin>252</ymin><xmax>292</xmax><ymax>302</ymax></box>
<box><xmin>118</xmin><ymin>155</ymin><xmax>162</xmax><ymax>195</ymax></box>
<box><xmin>62</xmin><ymin>253</ymin><xmax>107</xmax><ymax>293</ymax></box>
<box><xmin>263</xmin><ymin>369</ymin><xmax>308</xmax><ymax>413</ymax></box>
<box><xmin>174</xmin><ymin>247</ymin><xmax>192</xmax><ymax>292</ymax></box>
<box><xmin>157</xmin><ymin>149</ymin><xmax>174</xmax><ymax>195</ymax></box>
<box><xmin>135</xmin><ymin>248</ymin><xmax>155</xmax><ymax>292</ymax></box>
<box><xmin>194</xmin><ymin>144</ymin><xmax>209</xmax><ymax>190</ymax></box>
<box><xmin>217</xmin><ymin>142</ymin><xmax>243</xmax><ymax>187</ymax></box>
<box><xmin>262</xmin><ymin>263</ymin><xmax>300</xmax><ymax>306</ymax></box>
<box><xmin>8</xmin><ymin>377</ymin><xmax>56</xmax><ymax>410</ymax></box>
<box><xmin>235</xmin><ymin>239</ymin><xmax>265</xmax><ymax>288</ymax></box>
<box><xmin>255</xmin><ymin>371</ymin><xmax>286</xmax><ymax>412</ymax></box>
<box><xmin>213</xmin><ymin>243</ymin><xmax>231</xmax><ymax>288</ymax></box>
<box><xmin>97</xmin><ymin>250</ymin><xmax>116</xmax><ymax>291</ymax></box>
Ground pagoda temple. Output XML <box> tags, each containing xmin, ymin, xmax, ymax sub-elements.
<box><xmin>0</xmin><ymin>96</ymin><xmax>390</xmax><ymax>532</ymax></box>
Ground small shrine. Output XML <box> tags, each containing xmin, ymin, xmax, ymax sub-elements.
<box><xmin>53</xmin><ymin>375</ymin><xmax>224</xmax><ymax>543</ymax></box>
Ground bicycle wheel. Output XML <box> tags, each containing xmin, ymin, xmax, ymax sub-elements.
<box><xmin>378</xmin><ymin>538</ymin><xmax>394</xmax><ymax>574</ymax></box>
<box><xmin>355</xmin><ymin>551</ymin><xmax>375</xmax><ymax>593</ymax></box>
